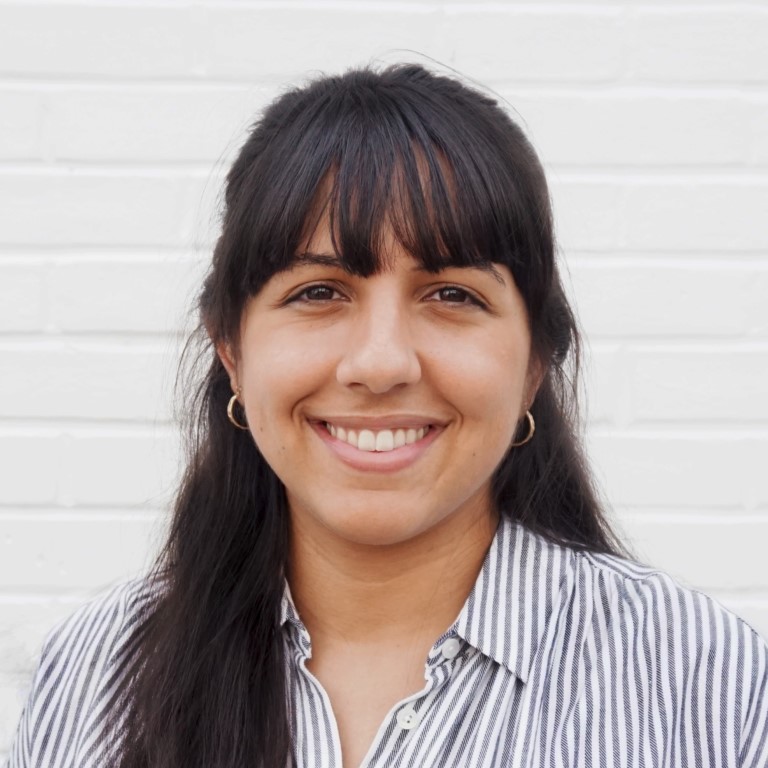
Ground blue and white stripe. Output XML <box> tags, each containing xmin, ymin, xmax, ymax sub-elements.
<box><xmin>7</xmin><ymin>517</ymin><xmax>768</xmax><ymax>766</ymax></box>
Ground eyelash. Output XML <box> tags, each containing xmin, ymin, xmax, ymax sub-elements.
<box><xmin>286</xmin><ymin>283</ymin><xmax>487</xmax><ymax>309</ymax></box>
<box><xmin>288</xmin><ymin>284</ymin><xmax>343</xmax><ymax>303</ymax></box>
<box><xmin>431</xmin><ymin>286</ymin><xmax>487</xmax><ymax>308</ymax></box>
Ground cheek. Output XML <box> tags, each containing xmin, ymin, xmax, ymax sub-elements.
<box><xmin>238</xmin><ymin>336</ymin><xmax>331</xmax><ymax>433</ymax></box>
<box><xmin>433</xmin><ymin>334</ymin><xmax>530</xmax><ymax>411</ymax></box>
<box><xmin>427</xmin><ymin>349</ymin><xmax>527</xmax><ymax>473</ymax></box>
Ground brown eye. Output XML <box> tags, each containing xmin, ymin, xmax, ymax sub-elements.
<box><xmin>439</xmin><ymin>287</ymin><xmax>471</xmax><ymax>303</ymax></box>
<box><xmin>287</xmin><ymin>284</ymin><xmax>342</xmax><ymax>303</ymax></box>
<box><xmin>303</xmin><ymin>285</ymin><xmax>336</xmax><ymax>301</ymax></box>
<box><xmin>427</xmin><ymin>286</ymin><xmax>487</xmax><ymax>308</ymax></box>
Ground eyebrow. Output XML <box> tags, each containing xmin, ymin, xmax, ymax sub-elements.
<box><xmin>292</xmin><ymin>252</ymin><xmax>507</xmax><ymax>286</ymax></box>
<box><xmin>291</xmin><ymin>252</ymin><xmax>343</xmax><ymax>269</ymax></box>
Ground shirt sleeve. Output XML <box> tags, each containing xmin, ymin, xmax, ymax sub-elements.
<box><xmin>740</xmin><ymin>626</ymin><xmax>768</xmax><ymax>767</ymax></box>
<box><xmin>5</xmin><ymin>632</ymin><xmax>54</xmax><ymax>768</ymax></box>
<box><xmin>4</xmin><ymin>579</ymin><xmax>148</xmax><ymax>768</ymax></box>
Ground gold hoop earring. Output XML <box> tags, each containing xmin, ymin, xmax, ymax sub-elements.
<box><xmin>509</xmin><ymin>410</ymin><xmax>535</xmax><ymax>447</ymax></box>
<box><xmin>227</xmin><ymin>390</ymin><xmax>249</xmax><ymax>430</ymax></box>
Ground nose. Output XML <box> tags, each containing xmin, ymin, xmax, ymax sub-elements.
<box><xmin>335</xmin><ymin>297</ymin><xmax>422</xmax><ymax>394</ymax></box>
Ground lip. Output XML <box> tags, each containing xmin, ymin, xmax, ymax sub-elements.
<box><xmin>311</xmin><ymin>414</ymin><xmax>446</xmax><ymax>431</ymax></box>
<box><xmin>309</xmin><ymin>418</ymin><xmax>443</xmax><ymax>473</ymax></box>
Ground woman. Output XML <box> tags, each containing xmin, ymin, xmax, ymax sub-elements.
<box><xmin>7</xmin><ymin>64</ymin><xmax>768</xmax><ymax>768</ymax></box>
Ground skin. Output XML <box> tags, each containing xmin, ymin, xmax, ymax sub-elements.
<box><xmin>218</xmin><ymin>220</ymin><xmax>541</xmax><ymax>767</ymax></box>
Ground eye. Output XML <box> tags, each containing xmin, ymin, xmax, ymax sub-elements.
<box><xmin>426</xmin><ymin>286</ymin><xmax>487</xmax><ymax>309</ymax></box>
<box><xmin>287</xmin><ymin>283</ymin><xmax>344</xmax><ymax>303</ymax></box>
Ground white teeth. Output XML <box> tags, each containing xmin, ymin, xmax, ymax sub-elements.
<box><xmin>358</xmin><ymin>430</ymin><xmax>376</xmax><ymax>452</ymax></box>
<box><xmin>375</xmin><ymin>430</ymin><xmax>395</xmax><ymax>451</ymax></box>
<box><xmin>325</xmin><ymin>423</ymin><xmax>430</xmax><ymax>452</ymax></box>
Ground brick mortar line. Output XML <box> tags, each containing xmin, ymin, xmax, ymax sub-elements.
<box><xmin>2</xmin><ymin>1</ymin><xmax>767</xmax><ymax>12</ymax></box>
<box><xmin>5</xmin><ymin>161</ymin><xmax>768</xmax><ymax>174</ymax></box>
<box><xmin>7</xmin><ymin>166</ymin><xmax>768</xmax><ymax>182</ymax></box>
<box><xmin>2</xmin><ymin>74</ymin><xmax>768</xmax><ymax>87</ymax></box>
<box><xmin>2</xmin><ymin>80</ymin><xmax>768</xmax><ymax>97</ymax></box>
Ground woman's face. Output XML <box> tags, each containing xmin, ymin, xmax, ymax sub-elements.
<box><xmin>219</xmin><ymin>221</ymin><xmax>540</xmax><ymax>548</ymax></box>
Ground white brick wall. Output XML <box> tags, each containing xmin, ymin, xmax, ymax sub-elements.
<box><xmin>1</xmin><ymin>0</ymin><xmax>767</xmax><ymax>755</ymax></box>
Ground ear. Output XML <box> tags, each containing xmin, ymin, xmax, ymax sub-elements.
<box><xmin>524</xmin><ymin>354</ymin><xmax>546</xmax><ymax>412</ymax></box>
<box><xmin>216</xmin><ymin>341</ymin><xmax>239</xmax><ymax>391</ymax></box>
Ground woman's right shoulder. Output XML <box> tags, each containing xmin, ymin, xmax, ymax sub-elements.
<box><xmin>6</xmin><ymin>576</ymin><xmax>164</xmax><ymax>768</ymax></box>
<box><xmin>42</xmin><ymin>576</ymin><xmax>160</xmax><ymax>662</ymax></box>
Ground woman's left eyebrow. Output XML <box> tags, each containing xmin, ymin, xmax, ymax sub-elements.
<box><xmin>290</xmin><ymin>252</ymin><xmax>345</xmax><ymax>269</ymax></box>
<box><xmin>410</xmin><ymin>262</ymin><xmax>507</xmax><ymax>286</ymax></box>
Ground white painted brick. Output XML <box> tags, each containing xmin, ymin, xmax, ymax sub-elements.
<box><xmin>1</xmin><ymin>672</ymin><xmax>28</xmax><ymax>760</ymax></box>
<box><xmin>510</xmin><ymin>92</ymin><xmax>756</xmax><ymax>167</ymax></box>
<box><xmin>0</xmin><ymin>173</ymin><xmax>214</xmax><ymax>247</ymax></box>
<box><xmin>553</xmin><ymin>179</ymin><xmax>768</xmax><ymax>252</ymax></box>
<box><xmin>0</xmin><ymin>90</ymin><xmax>45</xmax><ymax>161</ymax></box>
<box><xmin>630</xmin><ymin>346</ymin><xmax>768</xmax><ymax>423</ymax></box>
<box><xmin>0</xmin><ymin>5</ymin><xmax>203</xmax><ymax>78</ymax></box>
<box><xmin>46</xmin><ymin>86</ymin><xmax>267</xmax><ymax>163</ymax></box>
<box><xmin>582</xmin><ymin>343</ymin><xmax>626</xmax><ymax>426</ymax></box>
<box><xmin>623</xmin><ymin>180</ymin><xmax>768</xmax><ymax>251</ymax></box>
<box><xmin>444</xmin><ymin>9</ymin><xmax>624</xmax><ymax>83</ymax></box>
<box><xmin>751</xmin><ymin>101</ymin><xmax>768</xmax><ymax>165</ymax></box>
<box><xmin>59</xmin><ymin>432</ymin><xmax>180</xmax><ymax>506</ymax></box>
<box><xmin>587</xmin><ymin>433</ymin><xmax>768</xmax><ymax>508</ymax></box>
<box><xmin>618</xmin><ymin>513</ymin><xmax>768</xmax><ymax>592</ymax></box>
<box><xmin>0</xmin><ymin>515</ymin><xmax>162</xmax><ymax>589</ymax></box>
<box><xmin>204</xmin><ymin>7</ymin><xmax>446</xmax><ymax>79</ymax></box>
<box><xmin>48</xmin><ymin>257</ymin><xmax>205</xmax><ymax>333</ymax></box>
<box><xmin>583</xmin><ymin>343</ymin><xmax>768</xmax><ymax>428</ymax></box>
<box><xmin>0</xmin><ymin>435</ymin><xmax>59</xmax><ymax>505</ymax></box>
<box><xmin>0</xmin><ymin>343</ymin><xmax>176</xmax><ymax>421</ymax></box>
<box><xmin>632</xmin><ymin>10</ymin><xmax>768</xmax><ymax>83</ymax></box>
<box><xmin>550</xmin><ymin>178</ymin><xmax>625</xmax><ymax>251</ymax></box>
<box><xmin>0</xmin><ymin>264</ymin><xmax>45</xmax><ymax>332</ymax></box>
<box><xmin>569</xmin><ymin>262</ymin><xmax>768</xmax><ymax>339</ymax></box>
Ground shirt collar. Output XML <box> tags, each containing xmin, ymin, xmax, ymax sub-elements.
<box><xmin>280</xmin><ymin>579</ymin><xmax>302</xmax><ymax>629</ymax></box>
<box><xmin>453</xmin><ymin>516</ymin><xmax>575</xmax><ymax>683</ymax></box>
<box><xmin>279</xmin><ymin>516</ymin><xmax>576</xmax><ymax>683</ymax></box>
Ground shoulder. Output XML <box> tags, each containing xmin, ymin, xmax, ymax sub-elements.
<box><xmin>574</xmin><ymin>544</ymin><xmax>768</xmax><ymax>655</ymax></box>
<box><xmin>41</xmin><ymin>577</ymin><xmax>158</xmax><ymax>664</ymax></box>
<box><xmin>564</xmin><ymin>543</ymin><xmax>768</xmax><ymax>761</ymax></box>
<box><xmin>7</xmin><ymin>577</ymin><xmax>161</xmax><ymax>768</ymax></box>
<box><xmin>507</xmin><ymin>525</ymin><xmax>768</xmax><ymax>763</ymax></box>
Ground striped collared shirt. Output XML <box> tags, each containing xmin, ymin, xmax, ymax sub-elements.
<box><xmin>7</xmin><ymin>517</ymin><xmax>768</xmax><ymax>767</ymax></box>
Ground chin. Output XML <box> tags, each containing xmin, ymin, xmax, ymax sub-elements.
<box><xmin>318</xmin><ymin>506</ymin><xmax>437</xmax><ymax>548</ymax></box>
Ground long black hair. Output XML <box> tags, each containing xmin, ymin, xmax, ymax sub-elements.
<box><xmin>112</xmin><ymin>63</ymin><xmax>625</xmax><ymax>767</ymax></box>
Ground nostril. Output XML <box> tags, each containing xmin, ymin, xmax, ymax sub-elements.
<box><xmin>335</xmin><ymin>348</ymin><xmax>422</xmax><ymax>393</ymax></box>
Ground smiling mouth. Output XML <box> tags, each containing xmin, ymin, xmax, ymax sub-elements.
<box><xmin>323</xmin><ymin>422</ymin><xmax>431</xmax><ymax>452</ymax></box>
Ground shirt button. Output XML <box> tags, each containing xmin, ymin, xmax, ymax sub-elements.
<box><xmin>396</xmin><ymin>704</ymin><xmax>420</xmax><ymax>730</ymax></box>
<box><xmin>439</xmin><ymin>637</ymin><xmax>462</xmax><ymax>660</ymax></box>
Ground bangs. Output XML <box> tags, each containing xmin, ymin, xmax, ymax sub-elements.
<box><xmin>228</xmin><ymin>68</ymin><xmax>543</xmax><ymax>298</ymax></box>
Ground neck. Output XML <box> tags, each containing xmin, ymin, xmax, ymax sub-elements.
<box><xmin>287</xmin><ymin>497</ymin><xmax>499</xmax><ymax>647</ymax></box>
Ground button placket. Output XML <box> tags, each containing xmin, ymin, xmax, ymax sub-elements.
<box><xmin>438</xmin><ymin>637</ymin><xmax>462</xmax><ymax>661</ymax></box>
